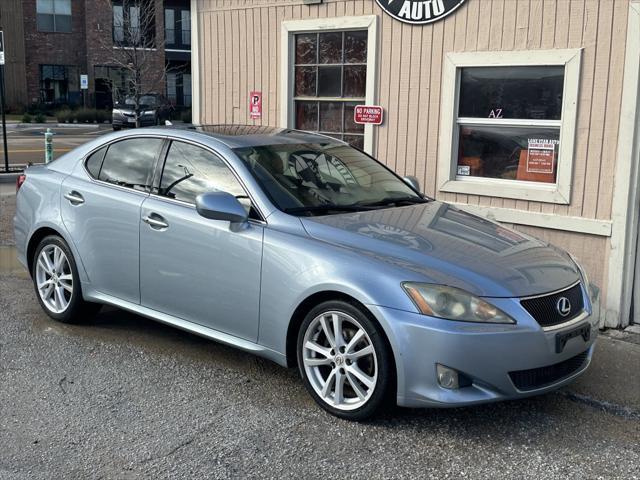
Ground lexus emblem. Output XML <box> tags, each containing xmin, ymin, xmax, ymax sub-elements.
<box><xmin>556</xmin><ymin>297</ymin><xmax>572</xmax><ymax>317</ymax></box>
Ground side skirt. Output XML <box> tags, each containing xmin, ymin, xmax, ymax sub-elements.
<box><xmin>84</xmin><ymin>289</ymin><xmax>288</xmax><ymax>367</ymax></box>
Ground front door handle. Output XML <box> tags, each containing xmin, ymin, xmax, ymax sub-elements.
<box><xmin>142</xmin><ymin>213</ymin><xmax>169</xmax><ymax>230</ymax></box>
<box><xmin>63</xmin><ymin>191</ymin><xmax>85</xmax><ymax>205</ymax></box>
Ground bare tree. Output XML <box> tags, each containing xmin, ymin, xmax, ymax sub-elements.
<box><xmin>96</xmin><ymin>0</ymin><xmax>166</xmax><ymax>127</ymax></box>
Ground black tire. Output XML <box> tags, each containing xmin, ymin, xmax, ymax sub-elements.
<box><xmin>296</xmin><ymin>300</ymin><xmax>394</xmax><ymax>421</ymax></box>
<box><xmin>112</xmin><ymin>125</ymin><xmax>121</xmax><ymax>131</ymax></box>
<box><xmin>31</xmin><ymin>235</ymin><xmax>101</xmax><ymax>324</ymax></box>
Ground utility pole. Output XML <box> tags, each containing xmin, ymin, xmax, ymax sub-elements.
<box><xmin>0</xmin><ymin>31</ymin><xmax>8</xmax><ymax>173</ymax></box>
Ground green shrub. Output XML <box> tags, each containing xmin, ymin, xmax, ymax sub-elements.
<box><xmin>96</xmin><ymin>109</ymin><xmax>111</xmax><ymax>123</ymax></box>
<box><xmin>21</xmin><ymin>113</ymin><xmax>32</xmax><ymax>123</ymax></box>
<box><xmin>34</xmin><ymin>112</ymin><xmax>46</xmax><ymax>123</ymax></box>
<box><xmin>56</xmin><ymin>109</ymin><xmax>72</xmax><ymax>123</ymax></box>
<box><xmin>180</xmin><ymin>109</ymin><xmax>192</xmax><ymax>123</ymax></box>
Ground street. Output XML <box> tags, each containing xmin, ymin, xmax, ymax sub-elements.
<box><xmin>0</xmin><ymin>188</ymin><xmax>639</xmax><ymax>479</ymax></box>
<box><xmin>0</xmin><ymin>124</ymin><xmax>112</xmax><ymax>167</ymax></box>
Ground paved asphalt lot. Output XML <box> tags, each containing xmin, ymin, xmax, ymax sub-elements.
<box><xmin>1</xmin><ymin>189</ymin><xmax>639</xmax><ymax>479</ymax></box>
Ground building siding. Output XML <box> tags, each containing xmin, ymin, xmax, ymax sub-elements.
<box><xmin>194</xmin><ymin>0</ymin><xmax>631</xmax><ymax>303</ymax></box>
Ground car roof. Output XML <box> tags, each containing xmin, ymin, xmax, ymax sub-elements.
<box><xmin>161</xmin><ymin>124</ymin><xmax>346</xmax><ymax>149</ymax></box>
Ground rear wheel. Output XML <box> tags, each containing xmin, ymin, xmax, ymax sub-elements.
<box><xmin>297</xmin><ymin>300</ymin><xmax>393</xmax><ymax>421</ymax></box>
<box><xmin>32</xmin><ymin>235</ymin><xmax>101</xmax><ymax>323</ymax></box>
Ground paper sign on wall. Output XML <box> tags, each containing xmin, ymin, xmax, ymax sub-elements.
<box><xmin>80</xmin><ymin>74</ymin><xmax>89</xmax><ymax>89</ymax></box>
<box><xmin>249</xmin><ymin>91</ymin><xmax>262</xmax><ymax>119</ymax></box>
<box><xmin>526</xmin><ymin>140</ymin><xmax>555</xmax><ymax>174</ymax></box>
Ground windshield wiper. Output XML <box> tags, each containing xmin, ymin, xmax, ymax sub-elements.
<box><xmin>356</xmin><ymin>196</ymin><xmax>430</xmax><ymax>208</ymax></box>
<box><xmin>283</xmin><ymin>204</ymin><xmax>368</xmax><ymax>216</ymax></box>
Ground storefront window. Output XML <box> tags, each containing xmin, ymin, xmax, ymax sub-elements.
<box><xmin>40</xmin><ymin>64</ymin><xmax>80</xmax><ymax>106</ymax></box>
<box><xmin>456</xmin><ymin>66</ymin><xmax>564</xmax><ymax>184</ymax></box>
<box><xmin>293</xmin><ymin>30</ymin><xmax>367</xmax><ymax>150</ymax></box>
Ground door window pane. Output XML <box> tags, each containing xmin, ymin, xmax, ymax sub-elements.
<box><xmin>319</xmin><ymin>102</ymin><xmax>342</xmax><ymax>133</ymax></box>
<box><xmin>457</xmin><ymin>125</ymin><xmax>560</xmax><ymax>183</ymax></box>
<box><xmin>459</xmin><ymin>66</ymin><xmax>564</xmax><ymax>120</ymax></box>
<box><xmin>344</xmin><ymin>103</ymin><xmax>364</xmax><ymax>134</ymax></box>
<box><xmin>99</xmin><ymin>138</ymin><xmax>163</xmax><ymax>189</ymax></box>
<box><xmin>295</xmin><ymin>66</ymin><xmax>316</xmax><ymax>96</ymax></box>
<box><xmin>344</xmin><ymin>31</ymin><xmax>367</xmax><ymax>63</ymax></box>
<box><xmin>159</xmin><ymin>141</ymin><xmax>245</xmax><ymax>204</ymax></box>
<box><xmin>343</xmin><ymin>65</ymin><xmax>366</xmax><ymax>98</ymax></box>
<box><xmin>319</xmin><ymin>32</ymin><xmax>342</xmax><ymax>64</ymax></box>
<box><xmin>295</xmin><ymin>101</ymin><xmax>318</xmax><ymax>131</ymax></box>
<box><xmin>295</xmin><ymin>33</ymin><xmax>317</xmax><ymax>64</ymax></box>
<box><xmin>317</xmin><ymin>66</ymin><xmax>341</xmax><ymax>97</ymax></box>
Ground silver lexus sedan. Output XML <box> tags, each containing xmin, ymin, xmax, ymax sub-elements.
<box><xmin>14</xmin><ymin>125</ymin><xmax>598</xmax><ymax>420</ymax></box>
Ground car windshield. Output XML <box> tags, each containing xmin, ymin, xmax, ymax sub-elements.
<box><xmin>124</xmin><ymin>95</ymin><xmax>157</xmax><ymax>107</ymax></box>
<box><xmin>233</xmin><ymin>143</ymin><xmax>425</xmax><ymax>216</ymax></box>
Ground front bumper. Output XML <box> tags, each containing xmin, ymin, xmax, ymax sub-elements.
<box><xmin>368</xmin><ymin>285</ymin><xmax>599</xmax><ymax>408</ymax></box>
<box><xmin>112</xmin><ymin>115</ymin><xmax>156</xmax><ymax>128</ymax></box>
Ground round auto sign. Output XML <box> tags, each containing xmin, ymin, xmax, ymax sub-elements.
<box><xmin>375</xmin><ymin>0</ymin><xmax>467</xmax><ymax>25</ymax></box>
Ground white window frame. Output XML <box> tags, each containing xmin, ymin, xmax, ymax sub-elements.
<box><xmin>280</xmin><ymin>16</ymin><xmax>378</xmax><ymax>155</ymax></box>
<box><xmin>438</xmin><ymin>49</ymin><xmax>582</xmax><ymax>204</ymax></box>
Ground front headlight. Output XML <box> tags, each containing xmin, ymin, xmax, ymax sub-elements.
<box><xmin>112</xmin><ymin>109</ymin><xmax>122</xmax><ymax>115</ymax></box>
<box><xmin>402</xmin><ymin>283</ymin><xmax>515</xmax><ymax>324</ymax></box>
<box><xmin>142</xmin><ymin>110</ymin><xmax>156</xmax><ymax>116</ymax></box>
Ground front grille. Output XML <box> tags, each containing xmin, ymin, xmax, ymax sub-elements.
<box><xmin>520</xmin><ymin>282</ymin><xmax>584</xmax><ymax>328</ymax></box>
<box><xmin>509</xmin><ymin>350</ymin><xmax>589</xmax><ymax>391</ymax></box>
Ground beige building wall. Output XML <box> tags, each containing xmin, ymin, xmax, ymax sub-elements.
<box><xmin>193</xmin><ymin>0</ymin><xmax>638</xmax><ymax>326</ymax></box>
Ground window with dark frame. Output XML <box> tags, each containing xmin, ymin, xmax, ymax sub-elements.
<box><xmin>164</xmin><ymin>7</ymin><xmax>190</xmax><ymax>48</ymax></box>
<box><xmin>36</xmin><ymin>0</ymin><xmax>72</xmax><ymax>33</ymax></box>
<box><xmin>455</xmin><ymin>66</ymin><xmax>565</xmax><ymax>184</ymax></box>
<box><xmin>39</xmin><ymin>64</ymin><xmax>80</xmax><ymax>105</ymax></box>
<box><xmin>293</xmin><ymin>30</ymin><xmax>367</xmax><ymax>150</ymax></box>
<box><xmin>112</xmin><ymin>0</ymin><xmax>156</xmax><ymax>48</ymax></box>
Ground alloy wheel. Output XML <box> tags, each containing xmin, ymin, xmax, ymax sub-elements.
<box><xmin>302</xmin><ymin>311</ymin><xmax>378</xmax><ymax>411</ymax></box>
<box><xmin>35</xmin><ymin>245</ymin><xmax>73</xmax><ymax>314</ymax></box>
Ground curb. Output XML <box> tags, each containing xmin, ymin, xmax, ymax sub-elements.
<box><xmin>0</xmin><ymin>172</ymin><xmax>21</xmax><ymax>183</ymax></box>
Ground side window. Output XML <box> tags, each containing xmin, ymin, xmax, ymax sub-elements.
<box><xmin>159</xmin><ymin>141</ymin><xmax>246</xmax><ymax>204</ymax></box>
<box><xmin>85</xmin><ymin>146</ymin><xmax>107</xmax><ymax>178</ymax></box>
<box><xmin>98</xmin><ymin>138</ymin><xmax>163</xmax><ymax>190</ymax></box>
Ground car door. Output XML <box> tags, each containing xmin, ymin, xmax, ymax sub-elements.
<box><xmin>61</xmin><ymin>137</ymin><xmax>164</xmax><ymax>304</ymax></box>
<box><xmin>139</xmin><ymin>140</ymin><xmax>264</xmax><ymax>341</ymax></box>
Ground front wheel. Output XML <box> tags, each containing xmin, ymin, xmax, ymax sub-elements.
<box><xmin>297</xmin><ymin>300</ymin><xmax>393</xmax><ymax>420</ymax></box>
<box><xmin>32</xmin><ymin>235</ymin><xmax>101</xmax><ymax>324</ymax></box>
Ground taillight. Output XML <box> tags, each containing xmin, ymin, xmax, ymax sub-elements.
<box><xmin>16</xmin><ymin>174</ymin><xmax>26</xmax><ymax>193</ymax></box>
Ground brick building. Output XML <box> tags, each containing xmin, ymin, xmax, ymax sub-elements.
<box><xmin>1</xmin><ymin>0</ymin><xmax>191</xmax><ymax>111</ymax></box>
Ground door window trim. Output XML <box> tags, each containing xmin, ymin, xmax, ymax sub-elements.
<box><xmin>152</xmin><ymin>137</ymin><xmax>267</xmax><ymax>223</ymax></box>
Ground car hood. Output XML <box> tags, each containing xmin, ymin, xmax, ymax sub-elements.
<box><xmin>300</xmin><ymin>201</ymin><xmax>580</xmax><ymax>298</ymax></box>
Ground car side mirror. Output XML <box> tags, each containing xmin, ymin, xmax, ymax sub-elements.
<box><xmin>195</xmin><ymin>191</ymin><xmax>248</xmax><ymax>224</ymax></box>
<box><xmin>403</xmin><ymin>175</ymin><xmax>421</xmax><ymax>193</ymax></box>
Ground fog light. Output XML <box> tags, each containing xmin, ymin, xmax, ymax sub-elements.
<box><xmin>436</xmin><ymin>364</ymin><xmax>460</xmax><ymax>389</ymax></box>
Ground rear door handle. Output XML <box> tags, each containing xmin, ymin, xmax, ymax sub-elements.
<box><xmin>63</xmin><ymin>191</ymin><xmax>84</xmax><ymax>205</ymax></box>
<box><xmin>142</xmin><ymin>213</ymin><xmax>169</xmax><ymax>230</ymax></box>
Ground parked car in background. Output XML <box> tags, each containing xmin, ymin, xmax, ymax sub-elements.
<box><xmin>13</xmin><ymin>125</ymin><xmax>599</xmax><ymax>421</ymax></box>
<box><xmin>112</xmin><ymin>94</ymin><xmax>173</xmax><ymax>130</ymax></box>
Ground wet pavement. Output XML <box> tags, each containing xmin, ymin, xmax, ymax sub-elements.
<box><xmin>1</xmin><ymin>192</ymin><xmax>639</xmax><ymax>479</ymax></box>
